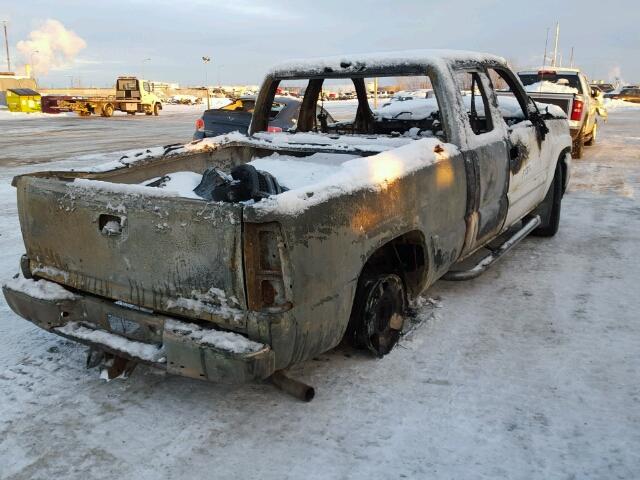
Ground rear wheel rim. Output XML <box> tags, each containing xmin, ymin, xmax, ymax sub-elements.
<box><xmin>362</xmin><ymin>276</ymin><xmax>405</xmax><ymax>356</ymax></box>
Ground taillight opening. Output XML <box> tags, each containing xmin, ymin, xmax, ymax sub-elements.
<box><xmin>570</xmin><ymin>100</ymin><xmax>583</xmax><ymax>121</ymax></box>
<box><xmin>267</xmin><ymin>126</ymin><xmax>282</xmax><ymax>133</ymax></box>
<box><xmin>195</xmin><ymin>118</ymin><xmax>205</xmax><ymax>131</ymax></box>
<box><xmin>244</xmin><ymin>222</ymin><xmax>291</xmax><ymax>312</ymax></box>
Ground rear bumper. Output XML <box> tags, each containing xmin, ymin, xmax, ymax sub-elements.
<box><xmin>3</xmin><ymin>279</ymin><xmax>275</xmax><ymax>383</ymax></box>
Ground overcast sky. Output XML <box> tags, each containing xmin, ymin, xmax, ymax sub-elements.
<box><xmin>1</xmin><ymin>0</ymin><xmax>638</xmax><ymax>87</ymax></box>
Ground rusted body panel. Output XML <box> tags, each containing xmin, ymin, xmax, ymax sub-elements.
<box><xmin>244</xmin><ymin>150</ymin><xmax>468</xmax><ymax>367</ymax></box>
<box><xmin>17</xmin><ymin>175</ymin><xmax>247</xmax><ymax>330</ymax></box>
<box><xmin>2</xmin><ymin>283</ymin><xmax>275</xmax><ymax>382</ymax></box>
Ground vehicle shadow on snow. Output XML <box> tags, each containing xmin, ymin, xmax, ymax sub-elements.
<box><xmin>17</xmin><ymin>296</ymin><xmax>443</xmax><ymax>408</ymax></box>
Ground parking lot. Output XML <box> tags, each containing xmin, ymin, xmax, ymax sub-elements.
<box><xmin>0</xmin><ymin>105</ymin><xmax>205</xmax><ymax>167</ymax></box>
<box><xmin>0</xmin><ymin>105</ymin><xmax>639</xmax><ymax>479</ymax></box>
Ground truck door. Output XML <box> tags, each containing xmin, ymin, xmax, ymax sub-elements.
<box><xmin>486</xmin><ymin>67</ymin><xmax>546</xmax><ymax>228</ymax></box>
<box><xmin>454</xmin><ymin>70</ymin><xmax>510</xmax><ymax>253</ymax></box>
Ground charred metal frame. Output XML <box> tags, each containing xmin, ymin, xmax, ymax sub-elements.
<box><xmin>4</xmin><ymin>54</ymin><xmax>573</xmax><ymax>399</ymax></box>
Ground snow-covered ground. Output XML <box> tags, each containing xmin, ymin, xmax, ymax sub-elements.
<box><xmin>0</xmin><ymin>104</ymin><xmax>208</xmax><ymax>167</ymax></box>
<box><xmin>0</xmin><ymin>107</ymin><xmax>639</xmax><ymax>479</ymax></box>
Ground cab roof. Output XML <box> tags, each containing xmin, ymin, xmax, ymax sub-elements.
<box><xmin>520</xmin><ymin>67</ymin><xmax>582</xmax><ymax>74</ymax></box>
<box><xmin>269</xmin><ymin>49</ymin><xmax>507</xmax><ymax>79</ymax></box>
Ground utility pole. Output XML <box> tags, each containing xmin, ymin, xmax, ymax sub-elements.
<box><xmin>2</xmin><ymin>20</ymin><xmax>10</xmax><ymax>72</ymax></box>
<box><xmin>542</xmin><ymin>27</ymin><xmax>550</xmax><ymax>67</ymax></box>
<box><xmin>569</xmin><ymin>47</ymin><xmax>574</xmax><ymax>68</ymax></box>
<box><xmin>552</xmin><ymin>22</ymin><xmax>560</xmax><ymax>67</ymax></box>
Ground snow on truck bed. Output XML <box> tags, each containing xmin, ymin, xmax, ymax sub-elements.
<box><xmin>253</xmin><ymin>137</ymin><xmax>456</xmax><ymax>215</ymax></box>
<box><xmin>249</xmin><ymin>153</ymin><xmax>358</xmax><ymax>190</ymax></box>
<box><xmin>524</xmin><ymin>81</ymin><xmax>579</xmax><ymax>94</ymax></box>
<box><xmin>68</xmin><ymin>133</ymin><xmax>455</xmax><ymax>216</ymax></box>
<box><xmin>115</xmin><ymin>136</ymin><xmax>454</xmax><ymax>216</ymax></box>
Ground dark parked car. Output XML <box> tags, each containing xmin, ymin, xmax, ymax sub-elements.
<box><xmin>604</xmin><ymin>88</ymin><xmax>640</xmax><ymax>103</ymax></box>
<box><xmin>193</xmin><ymin>95</ymin><xmax>335</xmax><ymax>140</ymax></box>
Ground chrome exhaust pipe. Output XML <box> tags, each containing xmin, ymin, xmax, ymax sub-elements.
<box><xmin>271</xmin><ymin>370</ymin><xmax>315</xmax><ymax>402</ymax></box>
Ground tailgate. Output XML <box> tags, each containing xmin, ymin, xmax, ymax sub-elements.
<box><xmin>15</xmin><ymin>175</ymin><xmax>248</xmax><ymax>332</ymax></box>
<box><xmin>527</xmin><ymin>92</ymin><xmax>573</xmax><ymax>116</ymax></box>
<box><xmin>203</xmin><ymin>110</ymin><xmax>252</xmax><ymax>136</ymax></box>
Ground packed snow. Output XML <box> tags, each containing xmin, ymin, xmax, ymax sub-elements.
<box><xmin>373</xmin><ymin>94</ymin><xmax>566</xmax><ymax>121</ymax></box>
<box><xmin>0</xmin><ymin>108</ymin><xmax>76</xmax><ymax>121</ymax></box>
<box><xmin>252</xmin><ymin>138</ymin><xmax>456</xmax><ymax>215</ymax></box>
<box><xmin>524</xmin><ymin>80</ymin><xmax>579</xmax><ymax>94</ymax></box>
<box><xmin>0</xmin><ymin>99</ymin><xmax>639</xmax><ymax>480</ymax></box>
<box><xmin>390</xmin><ymin>89</ymin><xmax>434</xmax><ymax>100</ymax></box>
<box><xmin>72</xmin><ymin>178</ymin><xmax>181</xmax><ymax>198</ymax></box>
<box><xmin>374</xmin><ymin>97</ymin><xmax>440</xmax><ymax>120</ymax></box>
<box><xmin>132</xmin><ymin>153</ymin><xmax>359</xmax><ymax>199</ymax></box>
<box><xmin>0</xmin><ymin>104</ymin><xmax>213</xmax><ymax>167</ymax></box>
<box><xmin>270</xmin><ymin>49</ymin><xmax>506</xmax><ymax>77</ymax></box>
<box><xmin>141</xmin><ymin>171</ymin><xmax>203</xmax><ymax>199</ymax></box>
<box><xmin>164</xmin><ymin>318</ymin><xmax>265</xmax><ymax>355</ymax></box>
<box><xmin>4</xmin><ymin>274</ymin><xmax>77</xmax><ymax>301</ymax></box>
<box><xmin>249</xmin><ymin>153</ymin><xmax>357</xmax><ymax>190</ymax></box>
<box><xmin>56</xmin><ymin>322</ymin><xmax>166</xmax><ymax>362</ymax></box>
<box><xmin>165</xmin><ymin>287</ymin><xmax>244</xmax><ymax>324</ymax></box>
<box><xmin>249</xmin><ymin>131</ymin><xmax>417</xmax><ymax>152</ymax></box>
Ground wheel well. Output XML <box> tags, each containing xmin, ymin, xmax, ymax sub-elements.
<box><xmin>360</xmin><ymin>230</ymin><xmax>427</xmax><ymax>298</ymax></box>
<box><xmin>559</xmin><ymin>148</ymin><xmax>570</xmax><ymax>194</ymax></box>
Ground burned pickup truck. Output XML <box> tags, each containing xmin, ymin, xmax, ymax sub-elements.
<box><xmin>3</xmin><ymin>50</ymin><xmax>571</xmax><ymax>399</ymax></box>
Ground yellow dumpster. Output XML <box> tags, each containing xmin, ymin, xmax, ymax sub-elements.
<box><xmin>6</xmin><ymin>88</ymin><xmax>42</xmax><ymax>113</ymax></box>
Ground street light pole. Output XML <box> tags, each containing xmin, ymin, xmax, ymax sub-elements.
<box><xmin>552</xmin><ymin>22</ymin><xmax>560</xmax><ymax>67</ymax></box>
<box><xmin>542</xmin><ymin>27</ymin><xmax>550</xmax><ymax>67</ymax></box>
<box><xmin>202</xmin><ymin>56</ymin><xmax>211</xmax><ymax>109</ymax></box>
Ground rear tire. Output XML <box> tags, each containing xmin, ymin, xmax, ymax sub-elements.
<box><xmin>153</xmin><ymin>103</ymin><xmax>160</xmax><ymax>116</ymax></box>
<box><xmin>346</xmin><ymin>273</ymin><xmax>406</xmax><ymax>357</ymax></box>
<box><xmin>533</xmin><ymin>161</ymin><xmax>563</xmax><ymax>237</ymax></box>
<box><xmin>572</xmin><ymin>134</ymin><xmax>584</xmax><ymax>159</ymax></box>
<box><xmin>102</xmin><ymin>104</ymin><xmax>114</xmax><ymax>117</ymax></box>
<box><xmin>585</xmin><ymin>122</ymin><xmax>597</xmax><ymax>146</ymax></box>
